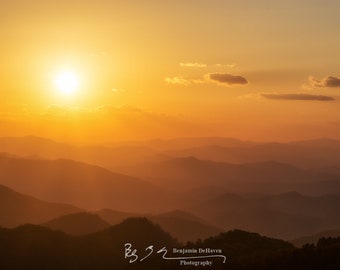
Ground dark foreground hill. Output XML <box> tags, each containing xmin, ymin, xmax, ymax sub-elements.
<box><xmin>0</xmin><ymin>219</ymin><xmax>339</xmax><ymax>270</ymax></box>
<box><xmin>193</xmin><ymin>231</ymin><xmax>340</xmax><ymax>270</ymax></box>
<box><xmin>0</xmin><ymin>218</ymin><xmax>178</xmax><ymax>270</ymax></box>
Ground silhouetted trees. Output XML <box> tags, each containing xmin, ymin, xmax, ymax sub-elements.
<box><xmin>0</xmin><ymin>221</ymin><xmax>339</xmax><ymax>270</ymax></box>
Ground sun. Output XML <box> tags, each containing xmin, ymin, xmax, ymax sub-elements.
<box><xmin>54</xmin><ymin>70</ymin><xmax>79</xmax><ymax>96</ymax></box>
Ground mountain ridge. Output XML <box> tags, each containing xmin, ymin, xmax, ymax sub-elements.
<box><xmin>0</xmin><ymin>184</ymin><xmax>81</xmax><ymax>227</ymax></box>
<box><xmin>0</xmin><ymin>155</ymin><xmax>170</xmax><ymax>212</ymax></box>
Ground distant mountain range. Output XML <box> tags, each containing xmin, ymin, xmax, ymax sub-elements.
<box><xmin>2</xmin><ymin>136</ymin><xmax>340</xmax><ymax>171</ymax></box>
<box><xmin>1</xmin><ymin>181</ymin><xmax>340</xmax><ymax>268</ymax></box>
<box><xmin>2</xmin><ymin>135</ymin><xmax>340</xmax><ymax>245</ymax></box>
<box><xmin>2</xmin><ymin>181</ymin><xmax>340</xmax><ymax>242</ymax></box>
<box><xmin>41</xmin><ymin>209</ymin><xmax>222</xmax><ymax>243</ymax></box>
<box><xmin>0</xmin><ymin>136</ymin><xmax>167</xmax><ymax>171</ymax></box>
<box><xmin>2</xmin><ymin>136</ymin><xmax>340</xmax><ymax>196</ymax></box>
<box><xmin>0</xmin><ymin>184</ymin><xmax>221</xmax><ymax>242</ymax></box>
<box><xmin>127</xmin><ymin>157</ymin><xmax>340</xmax><ymax>195</ymax></box>
<box><xmin>148</xmin><ymin>211</ymin><xmax>221</xmax><ymax>243</ymax></box>
<box><xmin>164</xmin><ymin>138</ymin><xmax>340</xmax><ymax>169</ymax></box>
<box><xmin>291</xmin><ymin>229</ymin><xmax>340</xmax><ymax>247</ymax></box>
<box><xmin>95</xmin><ymin>208</ymin><xmax>221</xmax><ymax>243</ymax></box>
<box><xmin>0</xmin><ymin>154</ymin><xmax>170</xmax><ymax>212</ymax></box>
<box><xmin>42</xmin><ymin>212</ymin><xmax>111</xmax><ymax>235</ymax></box>
<box><xmin>0</xmin><ymin>184</ymin><xmax>81</xmax><ymax>227</ymax></box>
<box><xmin>190</xmin><ymin>192</ymin><xmax>340</xmax><ymax>239</ymax></box>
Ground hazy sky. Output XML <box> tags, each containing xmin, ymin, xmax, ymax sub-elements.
<box><xmin>1</xmin><ymin>0</ymin><xmax>340</xmax><ymax>142</ymax></box>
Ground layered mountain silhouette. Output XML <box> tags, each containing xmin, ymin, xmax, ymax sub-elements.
<box><xmin>3</xmin><ymin>136</ymin><xmax>340</xmax><ymax>172</ymax></box>
<box><xmin>0</xmin><ymin>154</ymin><xmax>170</xmax><ymax>212</ymax></box>
<box><xmin>0</xmin><ymin>136</ymin><xmax>167</xmax><ymax>171</ymax></box>
<box><xmin>42</xmin><ymin>212</ymin><xmax>111</xmax><ymax>235</ymax></box>
<box><xmin>148</xmin><ymin>210</ymin><xmax>222</xmax><ymax>243</ymax></box>
<box><xmin>0</xmin><ymin>183</ymin><xmax>220</xmax><ymax>242</ymax></box>
<box><xmin>291</xmin><ymin>229</ymin><xmax>340</xmax><ymax>247</ymax></box>
<box><xmin>164</xmin><ymin>138</ymin><xmax>340</xmax><ymax>169</ymax></box>
<box><xmin>1</xmin><ymin>134</ymin><xmax>340</xmax><ymax>268</ymax></box>
<box><xmin>96</xmin><ymin>208</ymin><xmax>140</xmax><ymax>225</ymax></box>
<box><xmin>0</xmin><ymin>184</ymin><xmax>81</xmax><ymax>227</ymax></box>
<box><xmin>128</xmin><ymin>157</ymin><xmax>340</xmax><ymax>195</ymax></box>
<box><xmin>44</xmin><ymin>209</ymin><xmax>222</xmax><ymax>242</ymax></box>
<box><xmin>191</xmin><ymin>192</ymin><xmax>340</xmax><ymax>239</ymax></box>
<box><xmin>127</xmin><ymin>137</ymin><xmax>257</xmax><ymax>151</ymax></box>
<box><xmin>3</xmin><ymin>180</ymin><xmax>339</xmax><ymax>243</ymax></box>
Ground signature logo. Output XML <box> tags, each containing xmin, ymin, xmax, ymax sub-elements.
<box><xmin>124</xmin><ymin>243</ymin><xmax>227</xmax><ymax>265</ymax></box>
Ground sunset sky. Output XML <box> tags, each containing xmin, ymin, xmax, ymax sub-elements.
<box><xmin>1</xmin><ymin>0</ymin><xmax>340</xmax><ymax>142</ymax></box>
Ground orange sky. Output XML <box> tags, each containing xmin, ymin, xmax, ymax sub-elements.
<box><xmin>1</xmin><ymin>0</ymin><xmax>340</xmax><ymax>142</ymax></box>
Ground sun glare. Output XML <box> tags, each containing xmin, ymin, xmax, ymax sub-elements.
<box><xmin>54</xmin><ymin>70</ymin><xmax>79</xmax><ymax>96</ymax></box>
